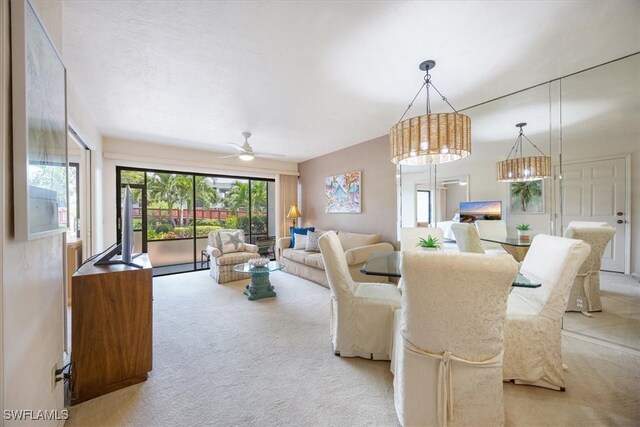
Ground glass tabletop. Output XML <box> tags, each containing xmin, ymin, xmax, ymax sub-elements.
<box><xmin>360</xmin><ymin>251</ymin><xmax>401</xmax><ymax>278</ymax></box>
<box><xmin>233</xmin><ymin>260</ymin><xmax>284</xmax><ymax>274</ymax></box>
<box><xmin>479</xmin><ymin>236</ymin><xmax>533</xmax><ymax>247</ymax></box>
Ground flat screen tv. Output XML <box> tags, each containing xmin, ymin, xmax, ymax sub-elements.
<box><xmin>459</xmin><ymin>201</ymin><xmax>502</xmax><ymax>223</ymax></box>
<box><xmin>94</xmin><ymin>185</ymin><xmax>143</xmax><ymax>268</ymax></box>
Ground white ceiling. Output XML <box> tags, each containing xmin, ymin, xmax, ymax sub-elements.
<box><xmin>59</xmin><ymin>1</ymin><xmax>640</xmax><ymax>163</ymax></box>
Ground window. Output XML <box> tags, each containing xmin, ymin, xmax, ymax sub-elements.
<box><xmin>416</xmin><ymin>189</ymin><xmax>431</xmax><ymax>225</ymax></box>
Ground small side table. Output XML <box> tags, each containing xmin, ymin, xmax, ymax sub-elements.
<box><xmin>201</xmin><ymin>249</ymin><xmax>210</xmax><ymax>268</ymax></box>
<box><xmin>233</xmin><ymin>261</ymin><xmax>283</xmax><ymax>301</ymax></box>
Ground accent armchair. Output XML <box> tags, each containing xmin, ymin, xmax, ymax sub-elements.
<box><xmin>207</xmin><ymin>229</ymin><xmax>260</xmax><ymax>284</ymax></box>
<box><xmin>318</xmin><ymin>231</ymin><xmax>401</xmax><ymax>360</ymax></box>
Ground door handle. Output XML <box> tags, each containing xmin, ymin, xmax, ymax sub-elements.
<box><xmin>617</xmin><ymin>212</ymin><xmax>624</xmax><ymax>216</ymax></box>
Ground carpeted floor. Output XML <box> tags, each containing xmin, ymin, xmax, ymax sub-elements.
<box><xmin>563</xmin><ymin>272</ymin><xmax>640</xmax><ymax>349</ymax></box>
<box><xmin>66</xmin><ymin>270</ymin><xmax>640</xmax><ymax>426</ymax></box>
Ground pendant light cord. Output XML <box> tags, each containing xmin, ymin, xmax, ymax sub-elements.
<box><xmin>396</xmin><ymin>72</ymin><xmax>459</xmax><ymax>124</ymax></box>
<box><xmin>397</xmin><ymin>81</ymin><xmax>427</xmax><ymax>124</ymax></box>
<box><xmin>505</xmin><ymin>126</ymin><xmax>548</xmax><ymax>161</ymax></box>
<box><xmin>429</xmin><ymin>81</ymin><xmax>459</xmax><ymax>113</ymax></box>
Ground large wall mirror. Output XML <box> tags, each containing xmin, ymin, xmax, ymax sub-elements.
<box><xmin>558</xmin><ymin>54</ymin><xmax>639</xmax><ymax>349</ymax></box>
<box><xmin>398</xmin><ymin>53</ymin><xmax>639</xmax><ymax>349</ymax></box>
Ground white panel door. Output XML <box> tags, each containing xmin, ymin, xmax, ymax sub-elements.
<box><xmin>557</xmin><ymin>158</ymin><xmax>627</xmax><ymax>272</ymax></box>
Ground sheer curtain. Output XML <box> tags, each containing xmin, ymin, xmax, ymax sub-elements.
<box><xmin>276</xmin><ymin>174</ymin><xmax>298</xmax><ymax>238</ymax></box>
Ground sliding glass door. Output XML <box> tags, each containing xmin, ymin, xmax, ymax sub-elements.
<box><xmin>117</xmin><ymin>167</ymin><xmax>275</xmax><ymax>276</ymax></box>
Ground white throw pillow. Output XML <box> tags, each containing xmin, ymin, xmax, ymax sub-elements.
<box><xmin>293</xmin><ymin>233</ymin><xmax>308</xmax><ymax>250</ymax></box>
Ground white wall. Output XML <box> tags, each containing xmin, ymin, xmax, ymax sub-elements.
<box><xmin>445</xmin><ymin>182</ymin><xmax>468</xmax><ymax>219</ymax></box>
<box><xmin>2</xmin><ymin>1</ymin><xmax>65</xmax><ymax>424</ymax></box>
<box><xmin>101</xmin><ymin>136</ymin><xmax>298</xmax><ymax>249</ymax></box>
<box><xmin>1</xmin><ymin>1</ymin><xmax>105</xmax><ymax>423</ymax></box>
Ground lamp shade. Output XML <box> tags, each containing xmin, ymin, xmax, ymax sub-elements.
<box><xmin>496</xmin><ymin>156</ymin><xmax>551</xmax><ymax>182</ymax></box>
<box><xmin>496</xmin><ymin>123</ymin><xmax>551</xmax><ymax>182</ymax></box>
<box><xmin>390</xmin><ymin>113</ymin><xmax>471</xmax><ymax>165</ymax></box>
<box><xmin>287</xmin><ymin>204</ymin><xmax>302</xmax><ymax>219</ymax></box>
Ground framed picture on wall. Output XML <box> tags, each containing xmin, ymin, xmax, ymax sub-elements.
<box><xmin>325</xmin><ymin>171</ymin><xmax>361</xmax><ymax>213</ymax></box>
<box><xmin>509</xmin><ymin>180</ymin><xmax>544</xmax><ymax>214</ymax></box>
<box><xmin>11</xmin><ymin>0</ymin><xmax>69</xmax><ymax>240</ymax></box>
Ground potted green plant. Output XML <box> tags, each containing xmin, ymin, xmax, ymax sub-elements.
<box><xmin>417</xmin><ymin>236</ymin><xmax>441</xmax><ymax>251</ymax></box>
<box><xmin>516</xmin><ymin>224</ymin><xmax>531</xmax><ymax>241</ymax></box>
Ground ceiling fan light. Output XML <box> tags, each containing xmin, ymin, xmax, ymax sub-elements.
<box><xmin>239</xmin><ymin>153</ymin><xmax>254</xmax><ymax>161</ymax></box>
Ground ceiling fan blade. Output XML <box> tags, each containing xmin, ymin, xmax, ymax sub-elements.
<box><xmin>226</xmin><ymin>142</ymin><xmax>247</xmax><ymax>152</ymax></box>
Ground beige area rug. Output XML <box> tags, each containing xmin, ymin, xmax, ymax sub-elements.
<box><xmin>66</xmin><ymin>270</ymin><xmax>640</xmax><ymax>426</ymax></box>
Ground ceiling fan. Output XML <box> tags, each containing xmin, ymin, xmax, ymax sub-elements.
<box><xmin>220</xmin><ymin>131</ymin><xmax>282</xmax><ymax>161</ymax></box>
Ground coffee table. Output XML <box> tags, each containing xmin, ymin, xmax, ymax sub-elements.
<box><xmin>233</xmin><ymin>261</ymin><xmax>284</xmax><ymax>300</ymax></box>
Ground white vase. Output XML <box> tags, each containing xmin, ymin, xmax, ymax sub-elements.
<box><xmin>420</xmin><ymin>247</ymin><xmax>439</xmax><ymax>251</ymax></box>
<box><xmin>517</xmin><ymin>230</ymin><xmax>530</xmax><ymax>241</ymax></box>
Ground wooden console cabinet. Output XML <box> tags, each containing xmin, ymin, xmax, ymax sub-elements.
<box><xmin>71</xmin><ymin>254</ymin><xmax>153</xmax><ymax>405</ymax></box>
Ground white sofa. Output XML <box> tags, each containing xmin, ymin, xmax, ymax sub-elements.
<box><xmin>276</xmin><ymin>230</ymin><xmax>394</xmax><ymax>288</ymax></box>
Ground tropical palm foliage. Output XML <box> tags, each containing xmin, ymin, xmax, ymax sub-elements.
<box><xmin>195</xmin><ymin>176</ymin><xmax>219</xmax><ymax>208</ymax></box>
<box><xmin>510</xmin><ymin>180</ymin><xmax>542</xmax><ymax>212</ymax></box>
<box><xmin>132</xmin><ymin>171</ymin><xmax>269</xmax><ymax>239</ymax></box>
<box><xmin>224</xmin><ymin>181</ymin><xmax>250</xmax><ymax>215</ymax></box>
<box><xmin>147</xmin><ymin>173</ymin><xmax>179</xmax><ymax>226</ymax></box>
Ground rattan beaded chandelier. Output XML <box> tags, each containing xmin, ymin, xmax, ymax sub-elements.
<box><xmin>496</xmin><ymin>123</ymin><xmax>551</xmax><ymax>182</ymax></box>
<box><xmin>390</xmin><ymin>60</ymin><xmax>471</xmax><ymax>165</ymax></box>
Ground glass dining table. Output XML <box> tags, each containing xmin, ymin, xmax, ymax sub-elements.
<box><xmin>360</xmin><ymin>251</ymin><xmax>541</xmax><ymax>288</ymax></box>
<box><xmin>479</xmin><ymin>236</ymin><xmax>532</xmax><ymax>262</ymax></box>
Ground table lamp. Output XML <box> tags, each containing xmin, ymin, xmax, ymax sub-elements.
<box><xmin>287</xmin><ymin>204</ymin><xmax>302</xmax><ymax>227</ymax></box>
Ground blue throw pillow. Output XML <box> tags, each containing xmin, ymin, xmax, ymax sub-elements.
<box><xmin>290</xmin><ymin>227</ymin><xmax>315</xmax><ymax>248</ymax></box>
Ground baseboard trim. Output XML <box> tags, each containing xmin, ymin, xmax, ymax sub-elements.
<box><xmin>562</xmin><ymin>330</ymin><xmax>640</xmax><ymax>357</ymax></box>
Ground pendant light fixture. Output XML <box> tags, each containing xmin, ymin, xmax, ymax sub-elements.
<box><xmin>390</xmin><ymin>60</ymin><xmax>471</xmax><ymax>165</ymax></box>
<box><xmin>496</xmin><ymin>123</ymin><xmax>551</xmax><ymax>182</ymax></box>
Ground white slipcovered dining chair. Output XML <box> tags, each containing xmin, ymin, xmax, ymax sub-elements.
<box><xmin>475</xmin><ymin>220</ymin><xmax>508</xmax><ymax>252</ymax></box>
<box><xmin>450</xmin><ymin>223</ymin><xmax>484</xmax><ymax>254</ymax></box>
<box><xmin>563</xmin><ymin>223</ymin><xmax>616</xmax><ymax>312</ymax></box>
<box><xmin>318</xmin><ymin>231</ymin><xmax>401</xmax><ymax>360</ymax></box>
<box><xmin>503</xmin><ymin>234</ymin><xmax>590</xmax><ymax>390</ymax></box>
<box><xmin>393</xmin><ymin>251</ymin><xmax>518</xmax><ymax>426</ymax></box>
<box><xmin>400</xmin><ymin>227</ymin><xmax>445</xmax><ymax>252</ymax></box>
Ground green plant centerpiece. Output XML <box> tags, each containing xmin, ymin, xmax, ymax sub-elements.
<box><xmin>417</xmin><ymin>236</ymin><xmax>441</xmax><ymax>251</ymax></box>
<box><xmin>516</xmin><ymin>224</ymin><xmax>531</xmax><ymax>241</ymax></box>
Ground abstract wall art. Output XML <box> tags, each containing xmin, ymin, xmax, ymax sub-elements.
<box><xmin>325</xmin><ymin>171</ymin><xmax>361</xmax><ymax>214</ymax></box>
